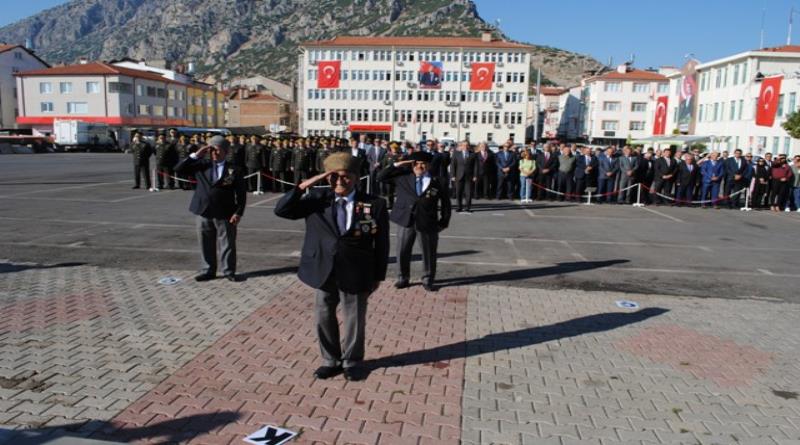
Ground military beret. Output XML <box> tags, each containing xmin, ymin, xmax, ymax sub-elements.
<box><xmin>324</xmin><ymin>152</ymin><xmax>360</xmax><ymax>175</ymax></box>
<box><xmin>408</xmin><ymin>151</ymin><xmax>433</xmax><ymax>163</ymax></box>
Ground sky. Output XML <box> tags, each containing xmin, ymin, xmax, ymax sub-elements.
<box><xmin>2</xmin><ymin>0</ymin><xmax>800</xmax><ymax>70</ymax></box>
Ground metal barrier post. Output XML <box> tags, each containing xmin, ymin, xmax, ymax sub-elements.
<box><xmin>584</xmin><ymin>190</ymin><xmax>594</xmax><ymax>206</ymax></box>
<box><xmin>632</xmin><ymin>183</ymin><xmax>645</xmax><ymax>207</ymax></box>
<box><xmin>149</xmin><ymin>167</ymin><xmax>159</xmax><ymax>192</ymax></box>
<box><xmin>740</xmin><ymin>188</ymin><xmax>752</xmax><ymax>212</ymax></box>
<box><xmin>254</xmin><ymin>173</ymin><xmax>264</xmax><ymax>195</ymax></box>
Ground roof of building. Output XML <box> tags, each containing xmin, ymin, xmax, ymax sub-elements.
<box><xmin>0</xmin><ymin>44</ymin><xmax>51</xmax><ymax>67</ymax></box>
<box><xmin>16</xmin><ymin>61</ymin><xmax>198</xmax><ymax>87</ymax></box>
<box><xmin>539</xmin><ymin>87</ymin><xmax>569</xmax><ymax>95</ymax></box>
<box><xmin>302</xmin><ymin>36</ymin><xmax>532</xmax><ymax>50</ymax></box>
<box><xmin>757</xmin><ymin>45</ymin><xmax>800</xmax><ymax>53</ymax></box>
<box><xmin>228</xmin><ymin>89</ymin><xmax>288</xmax><ymax>102</ymax></box>
<box><xmin>586</xmin><ymin>68</ymin><xmax>667</xmax><ymax>83</ymax></box>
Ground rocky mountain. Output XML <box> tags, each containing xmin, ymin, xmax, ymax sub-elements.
<box><xmin>0</xmin><ymin>0</ymin><xmax>604</xmax><ymax>87</ymax></box>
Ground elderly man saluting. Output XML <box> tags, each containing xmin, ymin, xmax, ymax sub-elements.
<box><xmin>275</xmin><ymin>152</ymin><xmax>389</xmax><ymax>381</ymax></box>
<box><xmin>378</xmin><ymin>151</ymin><xmax>451</xmax><ymax>292</ymax></box>
<box><xmin>175</xmin><ymin>135</ymin><xmax>246</xmax><ymax>282</ymax></box>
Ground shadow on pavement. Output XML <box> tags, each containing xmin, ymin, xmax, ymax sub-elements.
<box><xmin>240</xmin><ymin>265</ymin><xmax>298</xmax><ymax>280</ymax></box>
<box><xmin>389</xmin><ymin>249</ymin><xmax>480</xmax><ymax>264</ymax></box>
<box><xmin>1</xmin><ymin>411</ymin><xmax>241</xmax><ymax>445</ymax></box>
<box><xmin>0</xmin><ymin>262</ymin><xmax>86</xmax><ymax>274</ymax></box>
<box><xmin>437</xmin><ymin>259</ymin><xmax>630</xmax><ymax>287</ymax></box>
<box><xmin>363</xmin><ymin>307</ymin><xmax>668</xmax><ymax>375</ymax></box>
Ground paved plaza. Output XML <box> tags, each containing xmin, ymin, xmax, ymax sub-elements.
<box><xmin>1</xmin><ymin>154</ymin><xmax>799</xmax><ymax>444</ymax></box>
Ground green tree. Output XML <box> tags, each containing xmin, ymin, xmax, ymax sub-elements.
<box><xmin>782</xmin><ymin>110</ymin><xmax>800</xmax><ymax>139</ymax></box>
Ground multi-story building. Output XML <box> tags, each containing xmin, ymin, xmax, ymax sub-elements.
<box><xmin>229</xmin><ymin>76</ymin><xmax>294</xmax><ymax>102</ymax></box>
<box><xmin>0</xmin><ymin>44</ymin><xmax>49</xmax><ymax>128</ymax></box>
<box><xmin>664</xmin><ymin>45</ymin><xmax>800</xmax><ymax>157</ymax></box>
<box><xmin>579</xmin><ymin>65</ymin><xmax>670</xmax><ymax>145</ymax></box>
<box><xmin>298</xmin><ymin>32</ymin><xmax>532</xmax><ymax>143</ymax></box>
<box><xmin>15</xmin><ymin>61</ymin><xmax>224</xmax><ymax>132</ymax></box>
<box><xmin>227</xmin><ymin>87</ymin><xmax>295</xmax><ymax>131</ymax></box>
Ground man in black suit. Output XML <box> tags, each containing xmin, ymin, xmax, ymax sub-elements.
<box><xmin>535</xmin><ymin>143</ymin><xmax>559</xmax><ymax>200</ymax></box>
<box><xmin>495</xmin><ymin>141</ymin><xmax>517</xmax><ymax>200</ymax></box>
<box><xmin>675</xmin><ymin>154</ymin><xmax>700</xmax><ymax>206</ymax></box>
<box><xmin>349</xmin><ymin>137</ymin><xmax>368</xmax><ymax>184</ymax></box>
<box><xmin>724</xmin><ymin>148</ymin><xmax>749</xmax><ymax>208</ymax></box>
<box><xmin>651</xmin><ymin>148</ymin><xmax>678</xmax><ymax>205</ymax></box>
<box><xmin>574</xmin><ymin>146</ymin><xmax>598</xmax><ymax>199</ymax></box>
<box><xmin>474</xmin><ymin>142</ymin><xmax>495</xmax><ymax>199</ymax></box>
<box><xmin>378</xmin><ymin>151</ymin><xmax>451</xmax><ymax>292</ymax></box>
<box><xmin>637</xmin><ymin>150</ymin><xmax>656</xmax><ymax>204</ymax></box>
<box><xmin>274</xmin><ymin>152</ymin><xmax>389</xmax><ymax>381</ymax></box>
<box><xmin>451</xmin><ymin>140</ymin><xmax>478</xmax><ymax>213</ymax></box>
<box><xmin>175</xmin><ymin>136</ymin><xmax>247</xmax><ymax>282</ymax></box>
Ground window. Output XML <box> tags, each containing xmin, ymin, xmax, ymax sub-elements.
<box><xmin>153</xmin><ymin>105</ymin><xmax>164</xmax><ymax>116</ymax></box>
<box><xmin>14</xmin><ymin>51</ymin><xmax>22</xmax><ymax>60</ymax></box>
<box><xmin>146</xmin><ymin>86</ymin><xmax>156</xmax><ymax>97</ymax></box>
<box><xmin>629</xmin><ymin>121</ymin><xmax>646</xmax><ymax>130</ymax></box>
<box><xmin>39</xmin><ymin>82</ymin><xmax>52</xmax><ymax>94</ymax></box>
<box><xmin>604</xmin><ymin>82</ymin><xmax>621</xmax><ymax>92</ymax></box>
<box><xmin>733</xmin><ymin>64</ymin><xmax>740</xmax><ymax>85</ymax></box>
<box><xmin>657</xmin><ymin>83</ymin><xmax>668</xmax><ymax>94</ymax></box>
<box><xmin>59</xmin><ymin>82</ymin><xmax>72</xmax><ymax>94</ymax></box>
<box><xmin>730</xmin><ymin>100</ymin><xmax>736</xmax><ymax>120</ymax></box>
<box><xmin>67</xmin><ymin>102</ymin><xmax>88</xmax><ymax>114</ymax></box>
<box><xmin>632</xmin><ymin>83</ymin><xmax>648</xmax><ymax>93</ymax></box>
<box><xmin>631</xmin><ymin>102</ymin><xmax>647</xmax><ymax>112</ymax></box>
<box><xmin>790</xmin><ymin>93</ymin><xmax>797</xmax><ymax>114</ymax></box>
<box><xmin>86</xmin><ymin>81</ymin><xmax>100</xmax><ymax>93</ymax></box>
<box><xmin>777</xmin><ymin>94</ymin><xmax>785</xmax><ymax>117</ymax></box>
<box><xmin>109</xmin><ymin>82</ymin><xmax>132</xmax><ymax>94</ymax></box>
<box><xmin>40</xmin><ymin>102</ymin><xmax>54</xmax><ymax>112</ymax></box>
<box><xmin>772</xmin><ymin>136</ymin><xmax>780</xmax><ymax>152</ymax></box>
<box><xmin>138</xmin><ymin>104</ymin><xmax>149</xmax><ymax>115</ymax></box>
<box><xmin>784</xmin><ymin>136</ymin><xmax>791</xmax><ymax>155</ymax></box>
<box><xmin>738</xmin><ymin>99</ymin><xmax>743</xmax><ymax>120</ymax></box>
<box><xmin>698</xmin><ymin>104</ymin><xmax>704</xmax><ymax>122</ymax></box>
<box><xmin>601</xmin><ymin>120</ymin><xmax>618</xmax><ymax>130</ymax></box>
<box><xmin>713</xmin><ymin>102</ymin><xmax>719</xmax><ymax>121</ymax></box>
<box><xmin>603</xmin><ymin>101</ymin><xmax>620</xmax><ymax>111</ymax></box>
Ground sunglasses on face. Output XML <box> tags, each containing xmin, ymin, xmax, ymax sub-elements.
<box><xmin>328</xmin><ymin>173</ymin><xmax>353</xmax><ymax>183</ymax></box>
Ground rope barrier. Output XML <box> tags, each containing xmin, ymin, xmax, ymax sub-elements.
<box><xmin>260</xmin><ymin>172</ymin><xmax>370</xmax><ymax>189</ymax></box>
<box><xmin>639</xmin><ymin>183</ymin><xmax>747</xmax><ymax>205</ymax></box>
<box><xmin>529</xmin><ymin>181</ymin><xmax>639</xmax><ymax>200</ymax></box>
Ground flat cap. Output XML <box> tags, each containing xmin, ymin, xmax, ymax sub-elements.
<box><xmin>323</xmin><ymin>152</ymin><xmax>360</xmax><ymax>175</ymax></box>
<box><xmin>408</xmin><ymin>151</ymin><xmax>433</xmax><ymax>163</ymax></box>
<box><xmin>208</xmin><ymin>135</ymin><xmax>229</xmax><ymax>149</ymax></box>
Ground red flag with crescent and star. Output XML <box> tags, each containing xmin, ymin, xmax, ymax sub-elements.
<box><xmin>756</xmin><ymin>75</ymin><xmax>782</xmax><ymax>127</ymax></box>
<box><xmin>317</xmin><ymin>61</ymin><xmax>340</xmax><ymax>89</ymax></box>
<box><xmin>470</xmin><ymin>62</ymin><xmax>495</xmax><ymax>90</ymax></box>
<box><xmin>652</xmin><ymin>96</ymin><xmax>668</xmax><ymax>135</ymax></box>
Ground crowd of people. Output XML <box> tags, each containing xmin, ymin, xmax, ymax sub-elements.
<box><xmin>130</xmin><ymin>129</ymin><xmax>800</xmax><ymax>213</ymax></box>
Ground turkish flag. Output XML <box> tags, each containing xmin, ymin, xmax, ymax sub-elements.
<box><xmin>470</xmin><ymin>62</ymin><xmax>494</xmax><ymax>90</ymax></box>
<box><xmin>756</xmin><ymin>75</ymin><xmax>782</xmax><ymax>127</ymax></box>
<box><xmin>652</xmin><ymin>96</ymin><xmax>668</xmax><ymax>135</ymax></box>
<box><xmin>317</xmin><ymin>61</ymin><xmax>340</xmax><ymax>89</ymax></box>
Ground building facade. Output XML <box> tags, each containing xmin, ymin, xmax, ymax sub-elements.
<box><xmin>0</xmin><ymin>44</ymin><xmax>49</xmax><ymax>128</ymax></box>
<box><xmin>298</xmin><ymin>34</ymin><xmax>532</xmax><ymax>143</ymax></box>
<box><xmin>665</xmin><ymin>46</ymin><xmax>800</xmax><ymax>157</ymax></box>
<box><xmin>227</xmin><ymin>88</ymin><xmax>295</xmax><ymax>131</ymax></box>
<box><xmin>580</xmin><ymin>66</ymin><xmax>670</xmax><ymax>145</ymax></box>
<box><xmin>15</xmin><ymin>61</ymin><xmax>224</xmax><ymax>132</ymax></box>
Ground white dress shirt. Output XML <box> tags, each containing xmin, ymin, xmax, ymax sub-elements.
<box><xmin>190</xmin><ymin>152</ymin><xmax>225</xmax><ymax>181</ymax></box>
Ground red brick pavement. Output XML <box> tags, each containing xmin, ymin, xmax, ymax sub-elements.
<box><xmin>102</xmin><ymin>281</ymin><xmax>468</xmax><ymax>444</ymax></box>
<box><xmin>0</xmin><ymin>291</ymin><xmax>113</xmax><ymax>334</ymax></box>
<box><xmin>615</xmin><ymin>323</ymin><xmax>773</xmax><ymax>388</ymax></box>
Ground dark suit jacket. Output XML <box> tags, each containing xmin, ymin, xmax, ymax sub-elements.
<box><xmin>274</xmin><ymin>188</ymin><xmax>389</xmax><ymax>293</ymax></box>
<box><xmin>495</xmin><ymin>150</ymin><xmax>516</xmax><ymax>173</ymax></box>
<box><xmin>175</xmin><ymin>156</ymin><xmax>246</xmax><ymax>219</ymax></box>
<box><xmin>724</xmin><ymin>157</ymin><xmax>749</xmax><ymax>183</ymax></box>
<box><xmin>574</xmin><ymin>154</ymin><xmax>598</xmax><ymax>180</ymax></box>
<box><xmin>350</xmin><ymin>148</ymin><xmax>368</xmax><ymax>177</ymax></box>
<box><xmin>451</xmin><ymin>150</ymin><xmax>478</xmax><ymax>181</ymax></box>
<box><xmin>677</xmin><ymin>163</ymin><xmax>700</xmax><ymax>188</ymax></box>
<box><xmin>476</xmin><ymin>150</ymin><xmax>495</xmax><ymax>177</ymax></box>
<box><xmin>377</xmin><ymin>165</ymin><xmax>451</xmax><ymax>233</ymax></box>
<box><xmin>429</xmin><ymin>151</ymin><xmax>450</xmax><ymax>181</ymax></box>
<box><xmin>654</xmin><ymin>157</ymin><xmax>678</xmax><ymax>181</ymax></box>
<box><xmin>535</xmin><ymin>151</ymin><xmax>559</xmax><ymax>177</ymax></box>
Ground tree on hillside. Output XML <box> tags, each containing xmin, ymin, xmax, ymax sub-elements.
<box><xmin>782</xmin><ymin>110</ymin><xmax>800</xmax><ymax>139</ymax></box>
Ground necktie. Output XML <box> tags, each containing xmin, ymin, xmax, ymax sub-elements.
<box><xmin>688</xmin><ymin>165</ymin><xmax>693</xmax><ymax>172</ymax></box>
<box><xmin>416</xmin><ymin>176</ymin><xmax>423</xmax><ymax>196</ymax></box>
<box><xmin>336</xmin><ymin>198</ymin><xmax>347</xmax><ymax>234</ymax></box>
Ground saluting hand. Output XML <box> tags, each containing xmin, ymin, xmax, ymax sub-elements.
<box><xmin>299</xmin><ymin>171</ymin><xmax>333</xmax><ymax>191</ymax></box>
<box><xmin>394</xmin><ymin>160</ymin><xmax>414</xmax><ymax>167</ymax></box>
<box><xmin>195</xmin><ymin>145</ymin><xmax>212</xmax><ymax>158</ymax></box>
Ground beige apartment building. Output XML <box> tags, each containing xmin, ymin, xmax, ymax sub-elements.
<box><xmin>0</xmin><ymin>44</ymin><xmax>49</xmax><ymax>128</ymax></box>
<box><xmin>227</xmin><ymin>88</ymin><xmax>295</xmax><ymax>131</ymax></box>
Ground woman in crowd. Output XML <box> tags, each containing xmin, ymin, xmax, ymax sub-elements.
<box><xmin>752</xmin><ymin>158</ymin><xmax>771</xmax><ymax>209</ymax></box>
<box><xmin>769</xmin><ymin>157</ymin><xmax>793</xmax><ymax>212</ymax></box>
<box><xmin>518</xmin><ymin>149</ymin><xmax>536</xmax><ymax>203</ymax></box>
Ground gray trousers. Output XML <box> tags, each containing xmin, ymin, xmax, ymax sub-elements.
<box><xmin>397</xmin><ymin>225</ymin><xmax>439</xmax><ymax>285</ymax></box>
<box><xmin>618</xmin><ymin>174</ymin><xmax>635</xmax><ymax>202</ymax></box>
<box><xmin>315</xmin><ymin>286</ymin><xmax>368</xmax><ymax>368</ymax></box>
<box><xmin>196</xmin><ymin>215</ymin><xmax>237</xmax><ymax>276</ymax></box>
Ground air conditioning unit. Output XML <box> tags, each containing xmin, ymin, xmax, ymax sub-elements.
<box><xmin>507</xmin><ymin>124</ymin><xmax>515</xmax><ymax>129</ymax></box>
<box><xmin>497</xmin><ymin>62</ymin><xmax>505</xmax><ymax>67</ymax></box>
<box><xmin>407</xmin><ymin>82</ymin><xmax>417</xmax><ymax>89</ymax></box>
<box><xmin>396</xmin><ymin>60</ymin><xmax>404</xmax><ymax>67</ymax></box>
<box><xmin>330</xmin><ymin>120</ymin><xmax>339</xmax><ymax>125</ymax></box>
<box><xmin>382</xmin><ymin>100</ymin><xmax>392</xmax><ymax>106</ymax></box>
<box><xmin>494</xmin><ymin>123</ymin><xmax>502</xmax><ymax>129</ymax></box>
<box><xmin>463</xmin><ymin>62</ymin><xmax>471</xmax><ymax>68</ymax></box>
<box><xmin>492</xmin><ymin>102</ymin><xmax>502</xmax><ymax>109</ymax></box>
<box><xmin>449</xmin><ymin>123</ymin><xmax>458</xmax><ymax>128</ymax></box>
<box><xmin>445</xmin><ymin>101</ymin><xmax>459</xmax><ymax>107</ymax></box>
<box><xmin>461</xmin><ymin>123</ymin><xmax>470</xmax><ymax>128</ymax></box>
<box><xmin>399</xmin><ymin>122</ymin><xmax>407</xmax><ymax>127</ymax></box>
<box><xmin>310</xmin><ymin>60</ymin><xmax>318</xmax><ymax>66</ymax></box>
<box><xmin>496</xmin><ymin>83</ymin><xmax>504</xmax><ymax>88</ymax></box>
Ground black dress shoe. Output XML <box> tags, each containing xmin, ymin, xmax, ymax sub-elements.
<box><xmin>343</xmin><ymin>367</ymin><xmax>366</xmax><ymax>381</ymax></box>
<box><xmin>314</xmin><ymin>365</ymin><xmax>343</xmax><ymax>379</ymax></box>
<box><xmin>132</xmin><ymin>186</ymin><xmax>140</xmax><ymax>189</ymax></box>
<box><xmin>224</xmin><ymin>274</ymin><xmax>240</xmax><ymax>282</ymax></box>
<box><xmin>394</xmin><ymin>279</ymin><xmax>409</xmax><ymax>289</ymax></box>
<box><xmin>423</xmin><ymin>283</ymin><xmax>438</xmax><ymax>292</ymax></box>
<box><xmin>194</xmin><ymin>273</ymin><xmax>214</xmax><ymax>282</ymax></box>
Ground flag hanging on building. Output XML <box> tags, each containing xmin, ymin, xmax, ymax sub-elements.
<box><xmin>755</xmin><ymin>75</ymin><xmax>783</xmax><ymax>127</ymax></box>
<box><xmin>652</xmin><ymin>96</ymin><xmax>668</xmax><ymax>135</ymax></box>
<box><xmin>470</xmin><ymin>62</ymin><xmax>495</xmax><ymax>90</ymax></box>
<box><xmin>418</xmin><ymin>61</ymin><xmax>443</xmax><ymax>89</ymax></box>
<box><xmin>317</xmin><ymin>61</ymin><xmax>341</xmax><ymax>89</ymax></box>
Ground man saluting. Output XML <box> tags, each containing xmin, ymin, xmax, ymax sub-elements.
<box><xmin>378</xmin><ymin>151</ymin><xmax>451</xmax><ymax>292</ymax></box>
<box><xmin>275</xmin><ymin>152</ymin><xmax>389</xmax><ymax>381</ymax></box>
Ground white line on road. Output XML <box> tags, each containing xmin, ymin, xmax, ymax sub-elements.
<box><xmin>639</xmin><ymin>206</ymin><xmax>685</xmax><ymax>223</ymax></box>
<box><xmin>0</xmin><ymin>180</ymin><xmax>132</xmax><ymax>198</ymax></box>
<box><xmin>504</xmin><ymin>238</ymin><xmax>529</xmax><ymax>266</ymax></box>
<box><xmin>249</xmin><ymin>194</ymin><xmax>284</xmax><ymax>207</ymax></box>
<box><xmin>758</xmin><ymin>268</ymin><xmax>775</xmax><ymax>276</ymax></box>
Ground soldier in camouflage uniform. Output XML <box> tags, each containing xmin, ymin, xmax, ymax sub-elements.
<box><xmin>245</xmin><ymin>135</ymin><xmax>264</xmax><ymax>192</ymax></box>
<box><xmin>291</xmin><ymin>138</ymin><xmax>312</xmax><ymax>184</ymax></box>
<box><xmin>269</xmin><ymin>140</ymin><xmax>289</xmax><ymax>192</ymax></box>
<box><xmin>131</xmin><ymin>131</ymin><xmax>153</xmax><ymax>189</ymax></box>
<box><xmin>155</xmin><ymin>133</ymin><xmax>177</xmax><ymax>189</ymax></box>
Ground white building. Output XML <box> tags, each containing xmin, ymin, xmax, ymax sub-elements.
<box><xmin>580</xmin><ymin>65</ymin><xmax>670</xmax><ymax>145</ymax></box>
<box><xmin>665</xmin><ymin>45</ymin><xmax>800</xmax><ymax>157</ymax></box>
<box><xmin>298</xmin><ymin>33</ymin><xmax>532</xmax><ymax>143</ymax></box>
<box><xmin>229</xmin><ymin>76</ymin><xmax>295</xmax><ymax>103</ymax></box>
<box><xmin>0</xmin><ymin>44</ymin><xmax>49</xmax><ymax>128</ymax></box>
<box><xmin>533</xmin><ymin>86</ymin><xmax>583</xmax><ymax>141</ymax></box>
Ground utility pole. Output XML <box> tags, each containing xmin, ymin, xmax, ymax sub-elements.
<box><xmin>533</xmin><ymin>68</ymin><xmax>541</xmax><ymax>143</ymax></box>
